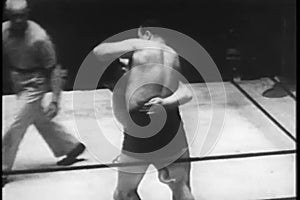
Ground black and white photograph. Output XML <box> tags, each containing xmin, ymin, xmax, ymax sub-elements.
<box><xmin>2</xmin><ymin>0</ymin><xmax>296</xmax><ymax>199</ymax></box>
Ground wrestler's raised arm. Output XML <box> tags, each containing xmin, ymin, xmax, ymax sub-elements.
<box><xmin>93</xmin><ymin>38</ymin><xmax>160</xmax><ymax>61</ymax></box>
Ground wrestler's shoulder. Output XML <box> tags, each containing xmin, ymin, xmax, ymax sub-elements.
<box><xmin>161</xmin><ymin>45</ymin><xmax>179</xmax><ymax>60</ymax></box>
<box><xmin>160</xmin><ymin>45</ymin><xmax>181</xmax><ymax>69</ymax></box>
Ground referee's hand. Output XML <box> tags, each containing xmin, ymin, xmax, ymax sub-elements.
<box><xmin>44</xmin><ymin>101</ymin><xmax>59</xmax><ymax>119</ymax></box>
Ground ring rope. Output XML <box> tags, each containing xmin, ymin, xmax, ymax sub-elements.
<box><xmin>3</xmin><ymin>149</ymin><xmax>296</xmax><ymax>176</ymax></box>
<box><xmin>231</xmin><ymin>80</ymin><xmax>296</xmax><ymax>142</ymax></box>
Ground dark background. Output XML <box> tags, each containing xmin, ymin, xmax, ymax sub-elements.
<box><xmin>2</xmin><ymin>0</ymin><xmax>296</xmax><ymax>94</ymax></box>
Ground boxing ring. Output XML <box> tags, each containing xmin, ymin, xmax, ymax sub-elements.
<box><xmin>2</xmin><ymin>78</ymin><xmax>296</xmax><ymax>200</ymax></box>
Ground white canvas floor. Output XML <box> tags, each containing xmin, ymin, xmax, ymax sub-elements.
<box><xmin>2</xmin><ymin>78</ymin><xmax>296</xmax><ymax>200</ymax></box>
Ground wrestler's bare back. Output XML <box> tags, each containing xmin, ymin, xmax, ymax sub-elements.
<box><xmin>125</xmin><ymin>47</ymin><xmax>179</xmax><ymax>111</ymax></box>
<box><xmin>111</xmin><ymin>44</ymin><xmax>180</xmax><ymax>127</ymax></box>
<box><xmin>93</xmin><ymin>38</ymin><xmax>181</xmax><ymax>125</ymax></box>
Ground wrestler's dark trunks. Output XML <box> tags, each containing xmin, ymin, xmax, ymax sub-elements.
<box><xmin>123</xmin><ymin>106</ymin><xmax>182</xmax><ymax>154</ymax></box>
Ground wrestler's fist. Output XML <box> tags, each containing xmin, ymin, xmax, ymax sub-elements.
<box><xmin>143</xmin><ymin>97</ymin><xmax>166</xmax><ymax>115</ymax></box>
<box><xmin>45</xmin><ymin>102</ymin><xmax>59</xmax><ymax>119</ymax></box>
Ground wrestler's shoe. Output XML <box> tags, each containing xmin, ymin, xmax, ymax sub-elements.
<box><xmin>57</xmin><ymin>143</ymin><xmax>86</xmax><ymax>166</ymax></box>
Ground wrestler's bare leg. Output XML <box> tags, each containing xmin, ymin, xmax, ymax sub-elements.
<box><xmin>114</xmin><ymin>153</ymin><xmax>149</xmax><ymax>200</ymax></box>
<box><xmin>157</xmin><ymin>150</ymin><xmax>195</xmax><ymax>200</ymax></box>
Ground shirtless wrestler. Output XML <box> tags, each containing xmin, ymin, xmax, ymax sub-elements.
<box><xmin>93</xmin><ymin>22</ymin><xmax>194</xmax><ymax>200</ymax></box>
